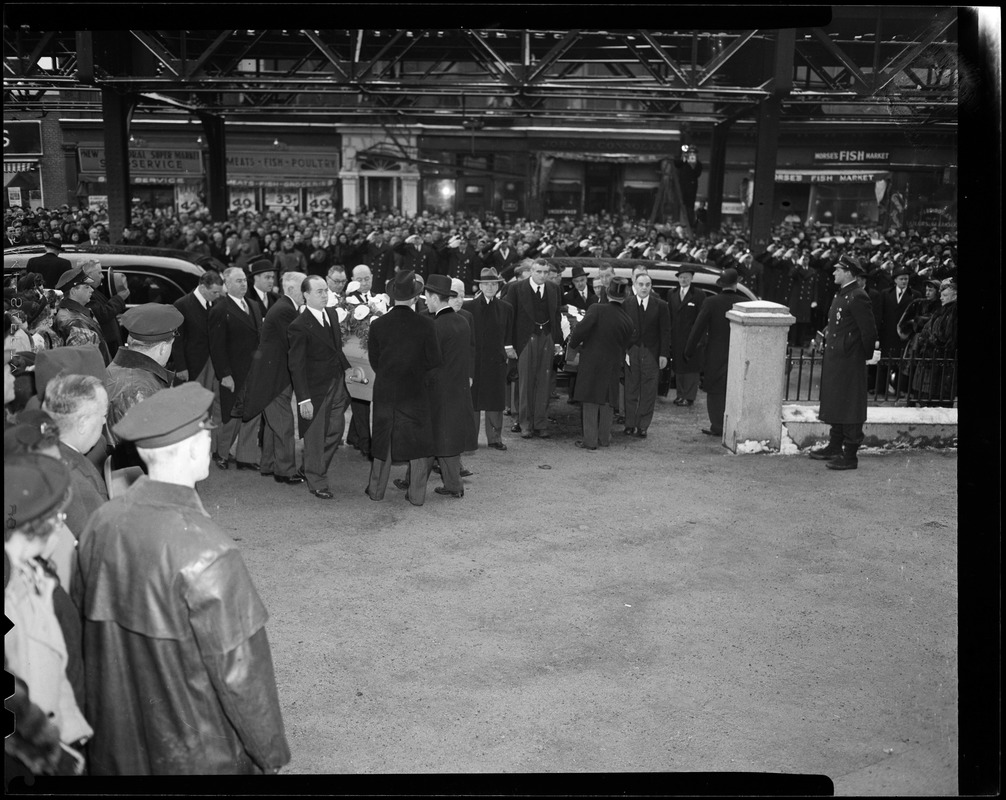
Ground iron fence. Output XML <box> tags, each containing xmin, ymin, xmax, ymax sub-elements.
<box><xmin>784</xmin><ymin>344</ymin><xmax>957</xmax><ymax>407</ymax></box>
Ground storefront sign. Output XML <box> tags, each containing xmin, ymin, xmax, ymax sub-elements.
<box><xmin>227</xmin><ymin>151</ymin><xmax>339</xmax><ymax>177</ymax></box>
<box><xmin>813</xmin><ymin>150</ymin><xmax>890</xmax><ymax>163</ymax></box>
<box><xmin>78</xmin><ymin>144</ymin><xmax>203</xmax><ymax>176</ymax></box>
<box><xmin>229</xmin><ymin>188</ymin><xmax>257</xmax><ymax>212</ymax></box>
<box><xmin>175</xmin><ymin>184</ymin><xmax>202</xmax><ymax>213</ymax></box>
<box><xmin>306</xmin><ymin>189</ymin><xmax>334</xmax><ymax>212</ymax></box>
<box><xmin>776</xmin><ymin>170</ymin><xmax>891</xmax><ymax>184</ymax></box>
<box><xmin>502</xmin><ymin>199</ymin><xmax>518</xmax><ymax>212</ymax></box>
<box><xmin>7</xmin><ymin>186</ymin><xmax>22</xmax><ymax>207</ymax></box>
<box><xmin>3</xmin><ymin>121</ymin><xmax>43</xmax><ymax>156</ymax></box>
<box><xmin>88</xmin><ymin>195</ymin><xmax>107</xmax><ymax>210</ymax></box>
<box><xmin>534</xmin><ymin>137</ymin><xmax>670</xmax><ymax>155</ymax></box>
<box><xmin>720</xmin><ymin>201</ymin><xmax>746</xmax><ymax>215</ymax></box>
<box><xmin>264</xmin><ymin>189</ymin><xmax>301</xmax><ymax>210</ymax></box>
<box><xmin>4</xmin><ymin>161</ymin><xmax>38</xmax><ymax>173</ymax></box>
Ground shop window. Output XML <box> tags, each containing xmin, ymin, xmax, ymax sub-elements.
<box><xmin>544</xmin><ymin>183</ymin><xmax>581</xmax><ymax>216</ymax></box>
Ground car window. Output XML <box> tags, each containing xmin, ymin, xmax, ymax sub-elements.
<box><xmin>110</xmin><ymin>269</ymin><xmax>188</xmax><ymax>306</ymax></box>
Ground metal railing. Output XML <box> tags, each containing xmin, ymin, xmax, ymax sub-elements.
<box><xmin>784</xmin><ymin>344</ymin><xmax>958</xmax><ymax>407</ymax></box>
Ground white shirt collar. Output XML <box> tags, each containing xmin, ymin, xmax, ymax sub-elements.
<box><xmin>194</xmin><ymin>289</ymin><xmax>209</xmax><ymax>309</ymax></box>
<box><xmin>306</xmin><ymin>305</ymin><xmax>328</xmax><ymax>325</ymax></box>
<box><xmin>256</xmin><ymin>287</ymin><xmax>268</xmax><ymax>303</ymax></box>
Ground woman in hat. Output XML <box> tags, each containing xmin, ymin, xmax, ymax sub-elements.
<box><xmin>5</xmin><ymin>454</ymin><xmax>93</xmax><ymax>774</ymax></box>
<box><xmin>907</xmin><ymin>277</ymin><xmax>957</xmax><ymax>406</ymax></box>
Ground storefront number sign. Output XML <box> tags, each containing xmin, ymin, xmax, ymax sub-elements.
<box><xmin>306</xmin><ymin>190</ymin><xmax>333</xmax><ymax>212</ymax></box>
<box><xmin>229</xmin><ymin>188</ymin><xmax>257</xmax><ymax>211</ymax></box>
<box><xmin>7</xmin><ymin>187</ymin><xmax>22</xmax><ymax>208</ymax></box>
<box><xmin>265</xmin><ymin>189</ymin><xmax>300</xmax><ymax>210</ymax></box>
<box><xmin>88</xmin><ymin>195</ymin><xmax>107</xmax><ymax>211</ymax></box>
<box><xmin>175</xmin><ymin>185</ymin><xmax>202</xmax><ymax>213</ymax></box>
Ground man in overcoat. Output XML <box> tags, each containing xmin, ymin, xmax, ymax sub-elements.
<box><xmin>463</xmin><ymin>268</ymin><xmax>513</xmax><ymax>451</ymax></box>
<box><xmin>684</xmin><ymin>268</ymin><xmax>748</xmax><ymax>439</ymax></box>
<box><xmin>504</xmin><ymin>259</ymin><xmax>563</xmax><ymax>438</ymax></box>
<box><xmin>622</xmin><ymin>272</ymin><xmax>670</xmax><ymax>437</ymax></box>
<box><xmin>424</xmin><ymin>274</ymin><xmax>478</xmax><ymax>498</ymax></box>
<box><xmin>245</xmin><ymin>257</ymin><xmax>278</xmax><ymax>317</ymax></box>
<box><xmin>562</xmin><ymin>265</ymin><xmax>597</xmax><ymax>311</ymax></box>
<box><xmin>366</xmin><ymin>271</ymin><xmax>442</xmax><ymax>506</ymax></box>
<box><xmin>26</xmin><ymin>239</ymin><xmax>71</xmax><ymax>288</ymax></box>
<box><xmin>568</xmin><ymin>277</ymin><xmax>636</xmax><ymax>450</ymax></box>
<box><xmin>76</xmin><ymin>383</ymin><xmax>290</xmax><ymax>775</ymax></box>
<box><xmin>668</xmin><ymin>264</ymin><xmax>705</xmax><ymax>406</ymax></box>
<box><xmin>208</xmin><ymin>267</ymin><xmax>262</xmax><ymax>470</ymax></box>
<box><xmin>808</xmin><ymin>256</ymin><xmax>878</xmax><ymax>470</ymax></box>
<box><xmin>287</xmin><ymin>275</ymin><xmax>353</xmax><ymax>500</ymax></box>
<box><xmin>242</xmin><ymin>271</ymin><xmax>306</xmax><ymax>485</ymax></box>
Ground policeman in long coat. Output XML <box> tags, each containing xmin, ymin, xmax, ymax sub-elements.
<box><xmin>463</xmin><ymin>267</ymin><xmax>513</xmax><ymax>450</ymax></box>
<box><xmin>809</xmin><ymin>256</ymin><xmax>878</xmax><ymax>470</ymax></box>
<box><xmin>425</xmin><ymin>274</ymin><xmax>478</xmax><ymax>497</ymax></box>
<box><xmin>568</xmin><ymin>277</ymin><xmax>636</xmax><ymax>450</ymax></box>
<box><xmin>366</xmin><ymin>271</ymin><xmax>442</xmax><ymax>506</ymax></box>
<box><xmin>77</xmin><ymin>384</ymin><xmax>290</xmax><ymax>775</ymax></box>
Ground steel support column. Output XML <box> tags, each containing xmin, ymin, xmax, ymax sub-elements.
<box><xmin>706</xmin><ymin>119</ymin><xmax>731</xmax><ymax>233</ymax></box>
<box><xmin>749</xmin><ymin>29</ymin><xmax>794</xmax><ymax>251</ymax></box>
<box><xmin>100</xmin><ymin>87</ymin><xmax>135</xmax><ymax>242</ymax></box>
<box><xmin>198</xmin><ymin>112</ymin><xmax>227</xmax><ymax>221</ymax></box>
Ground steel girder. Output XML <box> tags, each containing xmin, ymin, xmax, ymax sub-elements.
<box><xmin>3</xmin><ymin>18</ymin><xmax>959</xmax><ymax>127</ymax></box>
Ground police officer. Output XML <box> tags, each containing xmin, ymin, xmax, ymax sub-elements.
<box><xmin>76</xmin><ymin>383</ymin><xmax>291</xmax><ymax>775</ymax></box>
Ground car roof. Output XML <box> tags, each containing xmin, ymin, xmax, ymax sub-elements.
<box><xmin>3</xmin><ymin>244</ymin><xmax>209</xmax><ymax>277</ymax></box>
<box><xmin>541</xmin><ymin>256</ymin><xmax>757</xmax><ymax>299</ymax></box>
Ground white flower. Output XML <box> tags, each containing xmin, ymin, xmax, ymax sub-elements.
<box><xmin>370</xmin><ymin>294</ymin><xmax>389</xmax><ymax>314</ymax></box>
<box><xmin>345</xmin><ymin>294</ymin><xmax>361</xmax><ymax>306</ymax></box>
<box><xmin>560</xmin><ymin>314</ymin><xmax>571</xmax><ymax>339</ymax></box>
<box><xmin>353</xmin><ymin>304</ymin><xmax>371</xmax><ymax>321</ymax></box>
<box><xmin>335</xmin><ymin>306</ymin><xmax>349</xmax><ymax>323</ymax></box>
<box><xmin>345</xmin><ymin>280</ymin><xmax>361</xmax><ymax>294</ymax></box>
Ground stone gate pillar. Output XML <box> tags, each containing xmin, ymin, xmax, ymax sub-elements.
<box><xmin>723</xmin><ymin>301</ymin><xmax>795</xmax><ymax>453</ymax></box>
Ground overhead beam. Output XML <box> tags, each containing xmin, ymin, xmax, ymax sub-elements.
<box><xmin>809</xmin><ymin>28</ymin><xmax>872</xmax><ymax>93</ymax></box>
<box><xmin>21</xmin><ymin>31</ymin><xmax>56</xmax><ymax>78</ymax></box>
<box><xmin>355</xmin><ymin>29</ymin><xmax>408</xmax><ymax>82</ymax></box>
<box><xmin>185</xmin><ymin>29</ymin><xmax>233</xmax><ymax>80</ymax></box>
<box><xmin>872</xmin><ymin>9</ymin><xmax>957</xmax><ymax>94</ymax></box>
<box><xmin>524</xmin><ymin>29</ymin><xmax>581</xmax><ymax>85</ymax></box>
<box><xmin>460</xmin><ymin>29</ymin><xmax>521</xmax><ymax>87</ymax></box>
<box><xmin>130</xmin><ymin>30</ymin><xmax>182</xmax><ymax>77</ymax></box>
<box><xmin>696</xmin><ymin>30</ymin><xmax>758</xmax><ymax>88</ymax></box>
<box><xmin>636</xmin><ymin>30</ymin><xmax>694</xmax><ymax>88</ymax></box>
<box><xmin>301</xmin><ymin>30</ymin><xmax>350</xmax><ymax>82</ymax></box>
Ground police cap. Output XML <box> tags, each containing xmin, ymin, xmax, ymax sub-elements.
<box><xmin>112</xmin><ymin>382</ymin><xmax>217</xmax><ymax>448</ymax></box>
<box><xmin>118</xmin><ymin>303</ymin><xmax>184</xmax><ymax>343</ymax></box>
<box><xmin>55</xmin><ymin>267</ymin><xmax>92</xmax><ymax>291</ymax></box>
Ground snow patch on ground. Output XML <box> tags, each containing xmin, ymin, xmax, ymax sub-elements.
<box><xmin>782</xmin><ymin>404</ymin><xmax>957</xmax><ymax>424</ymax></box>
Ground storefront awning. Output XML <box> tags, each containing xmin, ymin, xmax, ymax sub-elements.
<box><xmin>775</xmin><ymin>169</ymin><xmax>892</xmax><ymax>184</ymax></box>
<box><xmin>4</xmin><ymin>160</ymin><xmax>38</xmax><ymax>173</ymax></box>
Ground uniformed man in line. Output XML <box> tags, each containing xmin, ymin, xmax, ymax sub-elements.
<box><xmin>76</xmin><ymin>383</ymin><xmax>291</xmax><ymax>775</ymax></box>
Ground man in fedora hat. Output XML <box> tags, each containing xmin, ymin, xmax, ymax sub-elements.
<box><xmin>807</xmin><ymin>256</ymin><xmax>877</xmax><ymax>470</ymax></box>
<box><xmin>568</xmin><ymin>276</ymin><xmax>636</xmax><ymax>450</ymax></box>
<box><xmin>877</xmin><ymin>264</ymin><xmax>919</xmax><ymax>360</ymax></box>
<box><xmin>464</xmin><ymin>267</ymin><xmax>514</xmax><ymax>451</ymax></box>
<box><xmin>423</xmin><ymin>274</ymin><xmax>478</xmax><ymax>498</ymax></box>
<box><xmin>76</xmin><ymin>383</ymin><xmax>290</xmax><ymax>774</ymax></box>
<box><xmin>684</xmin><ymin>267</ymin><xmax>748</xmax><ymax>439</ymax></box>
<box><xmin>366</xmin><ymin>270</ymin><xmax>441</xmax><ymax>506</ymax></box>
<box><xmin>562</xmin><ymin>265</ymin><xmax>596</xmax><ymax>311</ymax></box>
<box><xmin>245</xmin><ymin>257</ymin><xmax>278</xmax><ymax>316</ymax></box>
<box><xmin>668</xmin><ymin>263</ymin><xmax>705</xmax><ymax>407</ymax></box>
<box><xmin>26</xmin><ymin>239</ymin><xmax>72</xmax><ymax>289</ymax></box>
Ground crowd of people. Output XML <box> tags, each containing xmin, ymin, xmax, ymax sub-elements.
<box><xmin>3</xmin><ymin>199</ymin><xmax>958</xmax><ymax>776</ymax></box>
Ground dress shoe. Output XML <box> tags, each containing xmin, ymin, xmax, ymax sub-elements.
<box><xmin>637</xmin><ymin>429</ymin><xmax>648</xmax><ymax>438</ymax></box>
<box><xmin>550</xmin><ymin>392</ymin><xmax>560</xmax><ymax>399</ymax></box>
<box><xmin>460</xmin><ymin>469</ymin><xmax>473</xmax><ymax>478</ymax></box>
<box><xmin>213</xmin><ymin>455</ymin><xmax>229</xmax><ymax>470</ymax></box>
<box><xmin>614</xmin><ymin>414</ymin><xmax>625</xmax><ymax>424</ymax></box>
<box><xmin>275</xmin><ymin>475</ymin><xmax>305</xmax><ymax>485</ymax></box>
<box><xmin>235</xmin><ymin>461</ymin><xmax>260</xmax><ymax>471</ymax></box>
<box><xmin>623</xmin><ymin>427</ymin><xmax>636</xmax><ymax>436</ymax></box>
<box><xmin>260</xmin><ymin>471</ymin><xmax>274</xmax><ymax>477</ymax></box>
<box><xmin>520</xmin><ymin>431</ymin><xmax>534</xmax><ymax>439</ymax></box>
<box><xmin>487</xmin><ymin>442</ymin><xmax>507</xmax><ymax>451</ymax></box>
<box><xmin>672</xmin><ymin>397</ymin><xmax>686</xmax><ymax>406</ymax></box>
<box><xmin>536</xmin><ymin>430</ymin><xmax>551</xmax><ymax>439</ymax></box>
<box><xmin>686</xmin><ymin>400</ymin><xmax>694</xmax><ymax>406</ymax></box>
<box><xmin>434</xmin><ymin>486</ymin><xmax>464</xmax><ymax>498</ymax></box>
<box><xmin>574</xmin><ymin>440</ymin><xmax>598</xmax><ymax>451</ymax></box>
<box><xmin>510</xmin><ymin>423</ymin><xmax>522</xmax><ymax>433</ymax></box>
<box><xmin>432</xmin><ymin>462</ymin><xmax>442</xmax><ymax>474</ymax></box>
<box><xmin>701</xmin><ymin>428</ymin><xmax>722</xmax><ymax>436</ymax></box>
<box><xmin>504</xmin><ymin>407</ymin><xmax>512</xmax><ymax>416</ymax></box>
<box><xmin>309</xmin><ymin>489</ymin><xmax>334</xmax><ymax>500</ymax></box>
<box><xmin>393</xmin><ymin>478</ymin><xmax>410</xmax><ymax>491</ymax></box>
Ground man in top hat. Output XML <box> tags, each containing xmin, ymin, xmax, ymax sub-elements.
<box><xmin>242</xmin><ymin>271</ymin><xmax>307</xmax><ymax>485</ymax></box>
<box><xmin>622</xmin><ymin>271</ymin><xmax>671</xmax><ymax>438</ymax></box>
<box><xmin>562</xmin><ymin>265</ymin><xmax>597</xmax><ymax>311</ymax></box>
<box><xmin>75</xmin><ymin>383</ymin><xmax>290</xmax><ymax>774</ymax></box>
<box><xmin>668</xmin><ymin>263</ymin><xmax>706</xmax><ymax>407</ymax></box>
<box><xmin>53</xmin><ymin>267</ymin><xmax>111</xmax><ymax>365</ymax></box>
<box><xmin>422</xmin><ymin>274</ymin><xmax>478</xmax><ymax>498</ymax></box>
<box><xmin>568</xmin><ymin>276</ymin><xmax>637</xmax><ymax>450</ymax></box>
<box><xmin>245</xmin><ymin>257</ymin><xmax>278</xmax><ymax>316</ymax></box>
<box><xmin>684</xmin><ymin>268</ymin><xmax>749</xmax><ymax>439</ymax></box>
<box><xmin>366</xmin><ymin>270</ymin><xmax>441</xmax><ymax>506</ymax></box>
<box><xmin>807</xmin><ymin>256</ymin><xmax>878</xmax><ymax>470</ymax></box>
<box><xmin>104</xmin><ymin>303</ymin><xmax>183</xmax><ymax>432</ymax></box>
<box><xmin>208</xmin><ymin>267</ymin><xmax>263</xmax><ymax>471</ymax></box>
<box><xmin>287</xmin><ymin>275</ymin><xmax>353</xmax><ymax>500</ymax></box>
<box><xmin>26</xmin><ymin>239</ymin><xmax>72</xmax><ymax>289</ymax></box>
<box><xmin>504</xmin><ymin>259</ymin><xmax>563</xmax><ymax>439</ymax></box>
<box><xmin>463</xmin><ymin>267</ymin><xmax>513</xmax><ymax>451</ymax></box>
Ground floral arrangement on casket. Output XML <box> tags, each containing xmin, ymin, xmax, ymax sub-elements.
<box><xmin>559</xmin><ymin>304</ymin><xmax>586</xmax><ymax>371</ymax></box>
<box><xmin>329</xmin><ymin>281</ymin><xmax>391</xmax><ymax>401</ymax></box>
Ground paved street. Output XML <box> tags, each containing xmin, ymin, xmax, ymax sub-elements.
<box><xmin>199</xmin><ymin>392</ymin><xmax>958</xmax><ymax>793</ymax></box>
